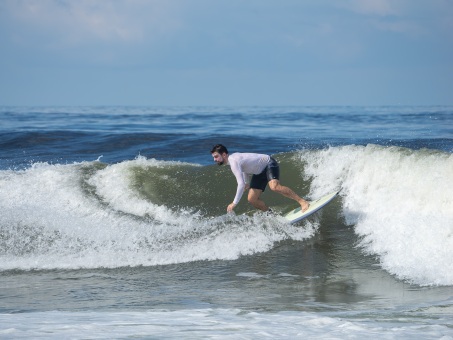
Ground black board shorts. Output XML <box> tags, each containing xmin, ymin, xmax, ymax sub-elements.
<box><xmin>250</xmin><ymin>157</ymin><xmax>280</xmax><ymax>192</ymax></box>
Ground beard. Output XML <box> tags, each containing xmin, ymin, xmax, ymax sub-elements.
<box><xmin>215</xmin><ymin>155</ymin><xmax>225</xmax><ymax>166</ymax></box>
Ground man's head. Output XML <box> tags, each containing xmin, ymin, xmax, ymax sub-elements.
<box><xmin>211</xmin><ymin>144</ymin><xmax>229</xmax><ymax>166</ymax></box>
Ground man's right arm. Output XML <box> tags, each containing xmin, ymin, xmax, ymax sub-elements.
<box><xmin>229</xmin><ymin>160</ymin><xmax>246</xmax><ymax>206</ymax></box>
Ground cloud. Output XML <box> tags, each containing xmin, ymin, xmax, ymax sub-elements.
<box><xmin>340</xmin><ymin>0</ymin><xmax>453</xmax><ymax>31</ymax></box>
<box><xmin>1</xmin><ymin>0</ymin><xmax>182</xmax><ymax>47</ymax></box>
<box><xmin>343</xmin><ymin>0</ymin><xmax>397</xmax><ymax>16</ymax></box>
<box><xmin>372</xmin><ymin>20</ymin><xmax>425</xmax><ymax>36</ymax></box>
<box><xmin>337</xmin><ymin>0</ymin><xmax>453</xmax><ymax>39</ymax></box>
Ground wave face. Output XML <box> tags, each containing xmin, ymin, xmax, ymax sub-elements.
<box><xmin>299</xmin><ymin>144</ymin><xmax>453</xmax><ymax>286</ymax></box>
<box><xmin>1</xmin><ymin>145</ymin><xmax>452</xmax><ymax>286</ymax></box>
<box><xmin>0</xmin><ymin>156</ymin><xmax>315</xmax><ymax>271</ymax></box>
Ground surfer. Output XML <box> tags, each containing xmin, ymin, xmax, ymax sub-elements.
<box><xmin>211</xmin><ymin>144</ymin><xmax>310</xmax><ymax>214</ymax></box>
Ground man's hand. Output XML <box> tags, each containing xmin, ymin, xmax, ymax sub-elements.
<box><xmin>227</xmin><ymin>202</ymin><xmax>237</xmax><ymax>213</ymax></box>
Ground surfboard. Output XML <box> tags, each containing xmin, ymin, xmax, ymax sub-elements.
<box><xmin>283</xmin><ymin>191</ymin><xmax>339</xmax><ymax>224</ymax></box>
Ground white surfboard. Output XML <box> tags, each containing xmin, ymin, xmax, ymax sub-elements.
<box><xmin>283</xmin><ymin>191</ymin><xmax>339</xmax><ymax>224</ymax></box>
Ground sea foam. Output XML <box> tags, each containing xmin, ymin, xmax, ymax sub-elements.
<box><xmin>0</xmin><ymin>158</ymin><xmax>314</xmax><ymax>271</ymax></box>
<box><xmin>299</xmin><ymin>144</ymin><xmax>453</xmax><ymax>286</ymax></box>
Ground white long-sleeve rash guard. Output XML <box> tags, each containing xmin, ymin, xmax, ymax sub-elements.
<box><xmin>228</xmin><ymin>152</ymin><xmax>271</xmax><ymax>205</ymax></box>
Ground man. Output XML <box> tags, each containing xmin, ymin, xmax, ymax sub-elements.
<box><xmin>211</xmin><ymin>144</ymin><xmax>310</xmax><ymax>213</ymax></box>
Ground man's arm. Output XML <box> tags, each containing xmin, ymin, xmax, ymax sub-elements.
<box><xmin>229</xmin><ymin>160</ymin><xmax>246</xmax><ymax>212</ymax></box>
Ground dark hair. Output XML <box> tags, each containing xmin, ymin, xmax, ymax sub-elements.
<box><xmin>211</xmin><ymin>144</ymin><xmax>228</xmax><ymax>154</ymax></box>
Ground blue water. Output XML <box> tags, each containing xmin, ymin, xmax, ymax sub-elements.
<box><xmin>0</xmin><ymin>106</ymin><xmax>452</xmax><ymax>339</ymax></box>
<box><xmin>1</xmin><ymin>106</ymin><xmax>450</xmax><ymax>167</ymax></box>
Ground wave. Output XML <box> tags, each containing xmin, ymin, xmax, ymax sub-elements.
<box><xmin>299</xmin><ymin>144</ymin><xmax>453</xmax><ymax>286</ymax></box>
<box><xmin>1</xmin><ymin>145</ymin><xmax>452</xmax><ymax>286</ymax></box>
<box><xmin>0</xmin><ymin>157</ymin><xmax>315</xmax><ymax>271</ymax></box>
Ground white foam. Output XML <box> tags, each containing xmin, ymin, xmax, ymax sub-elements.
<box><xmin>87</xmin><ymin>156</ymin><xmax>192</xmax><ymax>222</ymax></box>
<box><xmin>236</xmin><ymin>272</ymin><xmax>270</xmax><ymax>279</ymax></box>
<box><xmin>0</xmin><ymin>308</ymin><xmax>451</xmax><ymax>339</ymax></box>
<box><xmin>0</xmin><ymin>158</ymin><xmax>314</xmax><ymax>271</ymax></box>
<box><xmin>299</xmin><ymin>145</ymin><xmax>453</xmax><ymax>286</ymax></box>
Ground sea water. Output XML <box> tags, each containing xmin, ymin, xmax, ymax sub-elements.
<box><xmin>0</xmin><ymin>106</ymin><xmax>452</xmax><ymax>339</ymax></box>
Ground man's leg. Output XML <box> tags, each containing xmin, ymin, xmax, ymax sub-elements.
<box><xmin>247</xmin><ymin>188</ymin><xmax>269</xmax><ymax>211</ymax></box>
<box><xmin>268</xmin><ymin>179</ymin><xmax>310</xmax><ymax>212</ymax></box>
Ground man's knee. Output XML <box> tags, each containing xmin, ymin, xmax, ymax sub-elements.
<box><xmin>248</xmin><ymin>195</ymin><xmax>258</xmax><ymax>204</ymax></box>
<box><xmin>248</xmin><ymin>190</ymin><xmax>261</xmax><ymax>204</ymax></box>
<box><xmin>268</xmin><ymin>179</ymin><xmax>279</xmax><ymax>191</ymax></box>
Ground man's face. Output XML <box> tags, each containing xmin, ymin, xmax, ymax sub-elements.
<box><xmin>212</xmin><ymin>152</ymin><xmax>225</xmax><ymax>166</ymax></box>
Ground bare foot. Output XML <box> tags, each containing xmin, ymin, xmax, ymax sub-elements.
<box><xmin>300</xmin><ymin>200</ymin><xmax>310</xmax><ymax>212</ymax></box>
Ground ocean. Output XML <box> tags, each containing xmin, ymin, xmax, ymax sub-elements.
<box><xmin>0</xmin><ymin>106</ymin><xmax>452</xmax><ymax>339</ymax></box>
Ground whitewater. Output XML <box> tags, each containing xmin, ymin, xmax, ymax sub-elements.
<box><xmin>1</xmin><ymin>145</ymin><xmax>452</xmax><ymax>287</ymax></box>
<box><xmin>0</xmin><ymin>106</ymin><xmax>452</xmax><ymax>339</ymax></box>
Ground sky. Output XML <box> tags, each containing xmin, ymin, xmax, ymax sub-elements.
<box><xmin>0</xmin><ymin>0</ymin><xmax>452</xmax><ymax>106</ymax></box>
